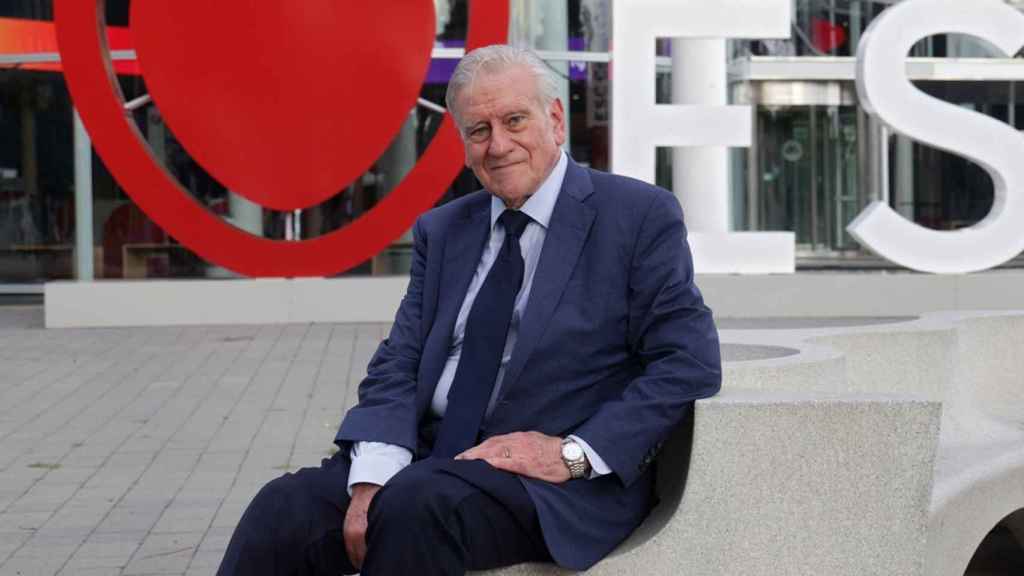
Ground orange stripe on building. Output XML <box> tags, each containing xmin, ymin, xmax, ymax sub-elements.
<box><xmin>0</xmin><ymin>17</ymin><xmax>139</xmax><ymax>75</ymax></box>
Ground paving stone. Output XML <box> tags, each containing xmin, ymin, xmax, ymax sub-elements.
<box><xmin>0</xmin><ymin>529</ymin><xmax>34</xmax><ymax>565</ymax></box>
<box><xmin>150</xmin><ymin>505</ymin><xmax>220</xmax><ymax>535</ymax></box>
<box><xmin>0</xmin><ymin>510</ymin><xmax>53</xmax><ymax>532</ymax></box>
<box><xmin>0</xmin><ymin>554</ymin><xmax>68</xmax><ymax>576</ymax></box>
<box><xmin>122</xmin><ymin>532</ymin><xmax>203</xmax><ymax>575</ymax></box>
<box><xmin>196</xmin><ymin>526</ymin><xmax>234</xmax><ymax>552</ymax></box>
<box><xmin>57</xmin><ymin>567</ymin><xmax>124</xmax><ymax>576</ymax></box>
<box><xmin>94</xmin><ymin>505</ymin><xmax>165</xmax><ymax>534</ymax></box>
<box><xmin>209</xmin><ymin>491</ymin><xmax>258</xmax><ymax>530</ymax></box>
<box><xmin>6</xmin><ymin>483</ymin><xmax>79</xmax><ymax>513</ymax></box>
<box><xmin>45</xmin><ymin>502</ymin><xmax>117</xmax><ymax>533</ymax></box>
<box><xmin>33</xmin><ymin>466</ymin><xmax>96</xmax><ymax>486</ymax></box>
<box><xmin>186</xmin><ymin>547</ymin><xmax>225</xmax><ymax>573</ymax></box>
<box><xmin>60</xmin><ymin>531</ymin><xmax>147</xmax><ymax>572</ymax></box>
<box><xmin>0</xmin><ymin>309</ymin><xmax>390</xmax><ymax>575</ymax></box>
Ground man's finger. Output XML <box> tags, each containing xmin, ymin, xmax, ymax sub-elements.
<box><xmin>482</xmin><ymin>455</ymin><xmax>518</xmax><ymax>473</ymax></box>
<box><xmin>343</xmin><ymin>494</ymin><xmax>373</xmax><ymax>571</ymax></box>
<box><xmin>461</xmin><ymin>435</ymin><xmax>503</xmax><ymax>456</ymax></box>
<box><xmin>355</xmin><ymin>538</ymin><xmax>366</xmax><ymax>569</ymax></box>
<box><xmin>344</xmin><ymin>528</ymin><xmax>363</xmax><ymax>570</ymax></box>
<box><xmin>346</xmin><ymin>542</ymin><xmax>358</xmax><ymax>570</ymax></box>
<box><xmin>456</xmin><ymin>441</ymin><xmax>501</xmax><ymax>461</ymax></box>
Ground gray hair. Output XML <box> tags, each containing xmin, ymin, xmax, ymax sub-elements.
<box><xmin>445</xmin><ymin>45</ymin><xmax>561</xmax><ymax>127</ymax></box>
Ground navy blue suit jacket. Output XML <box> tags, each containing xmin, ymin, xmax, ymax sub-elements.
<box><xmin>336</xmin><ymin>159</ymin><xmax>721</xmax><ymax>570</ymax></box>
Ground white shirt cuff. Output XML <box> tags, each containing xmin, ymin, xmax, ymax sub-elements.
<box><xmin>347</xmin><ymin>441</ymin><xmax>413</xmax><ymax>496</ymax></box>
<box><xmin>567</xmin><ymin>434</ymin><xmax>611</xmax><ymax>479</ymax></box>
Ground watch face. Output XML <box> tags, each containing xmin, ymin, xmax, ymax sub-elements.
<box><xmin>563</xmin><ymin>442</ymin><xmax>584</xmax><ymax>461</ymax></box>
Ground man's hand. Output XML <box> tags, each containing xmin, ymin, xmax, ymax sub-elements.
<box><xmin>455</xmin><ymin>431</ymin><xmax>571</xmax><ymax>483</ymax></box>
<box><xmin>344</xmin><ymin>483</ymin><xmax>380</xmax><ymax>570</ymax></box>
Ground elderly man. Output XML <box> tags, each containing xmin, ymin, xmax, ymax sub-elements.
<box><xmin>217</xmin><ymin>45</ymin><xmax>720</xmax><ymax>576</ymax></box>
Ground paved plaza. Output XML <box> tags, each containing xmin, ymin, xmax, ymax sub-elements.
<box><xmin>0</xmin><ymin>305</ymin><xmax>385</xmax><ymax>576</ymax></box>
<box><xmin>3</xmin><ymin>304</ymin><xmax>1020</xmax><ymax>576</ymax></box>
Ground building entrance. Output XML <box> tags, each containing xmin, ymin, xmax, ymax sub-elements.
<box><xmin>751</xmin><ymin>104</ymin><xmax>863</xmax><ymax>255</ymax></box>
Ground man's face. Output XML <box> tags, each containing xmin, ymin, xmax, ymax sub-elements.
<box><xmin>455</xmin><ymin>65</ymin><xmax>566</xmax><ymax>209</ymax></box>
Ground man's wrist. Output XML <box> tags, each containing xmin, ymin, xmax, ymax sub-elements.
<box><xmin>350</xmin><ymin>483</ymin><xmax>380</xmax><ymax>507</ymax></box>
<box><xmin>560</xmin><ymin>437</ymin><xmax>591</xmax><ymax>479</ymax></box>
<box><xmin>566</xmin><ymin>435</ymin><xmax>613</xmax><ymax>479</ymax></box>
<box><xmin>352</xmin><ymin>482</ymin><xmax>381</xmax><ymax>493</ymax></box>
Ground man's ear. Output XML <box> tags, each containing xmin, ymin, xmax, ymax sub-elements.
<box><xmin>549</xmin><ymin>98</ymin><xmax>567</xmax><ymax>146</ymax></box>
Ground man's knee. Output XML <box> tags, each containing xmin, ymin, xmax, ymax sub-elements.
<box><xmin>243</xmin><ymin>473</ymin><xmax>313</xmax><ymax>545</ymax></box>
<box><xmin>220</xmin><ymin>473</ymin><xmax>324</xmax><ymax>575</ymax></box>
<box><xmin>252</xmin><ymin>473</ymin><xmax>300</xmax><ymax>511</ymax></box>
<box><xmin>368</xmin><ymin>462</ymin><xmax>465</xmax><ymax>538</ymax></box>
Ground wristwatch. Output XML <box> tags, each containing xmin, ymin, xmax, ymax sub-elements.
<box><xmin>561</xmin><ymin>438</ymin><xmax>591</xmax><ymax>479</ymax></box>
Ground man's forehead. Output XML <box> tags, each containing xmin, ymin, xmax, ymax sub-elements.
<box><xmin>459</xmin><ymin>68</ymin><xmax>540</xmax><ymax>114</ymax></box>
<box><xmin>463</xmin><ymin>65</ymin><xmax>536</xmax><ymax>99</ymax></box>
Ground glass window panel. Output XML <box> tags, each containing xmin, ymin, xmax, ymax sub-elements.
<box><xmin>0</xmin><ymin>70</ymin><xmax>77</xmax><ymax>284</ymax></box>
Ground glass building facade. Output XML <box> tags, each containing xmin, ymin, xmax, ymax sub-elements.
<box><xmin>1</xmin><ymin>0</ymin><xmax>1023</xmax><ymax>290</ymax></box>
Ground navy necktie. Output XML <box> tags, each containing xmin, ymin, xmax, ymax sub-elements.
<box><xmin>432</xmin><ymin>209</ymin><xmax>533</xmax><ymax>458</ymax></box>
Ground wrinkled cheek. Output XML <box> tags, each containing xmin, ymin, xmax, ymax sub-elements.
<box><xmin>474</xmin><ymin>170</ymin><xmax>496</xmax><ymax>190</ymax></box>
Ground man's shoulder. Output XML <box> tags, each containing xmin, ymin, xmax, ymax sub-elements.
<box><xmin>582</xmin><ymin>166</ymin><xmax>679</xmax><ymax>215</ymax></box>
<box><xmin>417</xmin><ymin>189</ymin><xmax>490</xmax><ymax>231</ymax></box>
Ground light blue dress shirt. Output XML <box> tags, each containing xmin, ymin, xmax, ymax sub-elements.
<box><xmin>348</xmin><ymin>151</ymin><xmax>610</xmax><ymax>493</ymax></box>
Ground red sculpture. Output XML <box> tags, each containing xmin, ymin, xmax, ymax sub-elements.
<box><xmin>55</xmin><ymin>1</ymin><xmax>509</xmax><ymax>277</ymax></box>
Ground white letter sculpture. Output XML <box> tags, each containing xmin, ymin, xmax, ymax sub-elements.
<box><xmin>851</xmin><ymin>0</ymin><xmax>1024</xmax><ymax>274</ymax></box>
<box><xmin>612</xmin><ymin>0</ymin><xmax>794</xmax><ymax>273</ymax></box>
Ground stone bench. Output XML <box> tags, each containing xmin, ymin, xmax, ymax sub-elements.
<box><xmin>921</xmin><ymin>313</ymin><xmax>1024</xmax><ymax>576</ymax></box>
<box><xmin>746</xmin><ymin>312</ymin><xmax>1024</xmax><ymax>576</ymax></box>
<box><xmin>479</xmin><ymin>312</ymin><xmax>1024</xmax><ymax>575</ymax></box>
<box><xmin>477</xmin><ymin>390</ymin><xmax>939</xmax><ymax>576</ymax></box>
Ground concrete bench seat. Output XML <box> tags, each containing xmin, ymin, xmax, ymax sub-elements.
<box><xmin>924</xmin><ymin>314</ymin><xmax>1024</xmax><ymax>576</ymax></box>
<box><xmin>477</xmin><ymin>390</ymin><xmax>939</xmax><ymax>576</ymax></box>
<box><xmin>724</xmin><ymin>312</ymin><xmax>1024</xmax><ymax>576</ymax></box>
<box><xmin>478</xmin><ymin>312</ymin><xmax>1024</xmax><ymax>575</ymax></box>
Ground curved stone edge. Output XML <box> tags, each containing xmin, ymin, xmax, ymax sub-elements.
<box><xmin>724</xmin><ymin>311</ymin><xmax>1024</xmax><ymax>576</ymax></box>
<box><xmin>925</xmin><ymin>449</ymin><xmax>1024</xmax><ymax>576</ymax></box>
<box><xmin>476</xmin><ymin>392</ymin><xmax>942</xmax><ymax>576</ymax></box>
<box><xmin>477</xmin><ymin>310</ymin><xmax>1024</xmax><ymax>575</ymax></box>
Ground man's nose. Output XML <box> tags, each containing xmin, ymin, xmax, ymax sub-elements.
<box><xmin>487</xmin><ymin>126</ymin><xmax>513</xmax><ymax>156</ymax></box>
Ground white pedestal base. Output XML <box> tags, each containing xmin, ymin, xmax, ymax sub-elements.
<box><xmin>688</xmin><ymin>232</ymin><xmax>796</xmax><ymax>274</ymax></box>
<box><xmin>44</xmin><ymin>277</ymin><xmax>408</xmax><ymax>328</ymax></box>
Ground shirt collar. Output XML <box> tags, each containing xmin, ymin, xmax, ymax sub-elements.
<box><xmin>490</xmin><ymin>150</ymin><xmax>568</xmax><ymax>230</ymax></box>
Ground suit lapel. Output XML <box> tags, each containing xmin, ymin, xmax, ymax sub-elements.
<box><xmin>420</xmin><ymin>194</ymin><xmax>491</xmax><ymax>392</ymax></box>
<box><xmin>440</xmin><ymin>195</ymin><xmax>491</xmax><ymax>312</ymax></box>
<box><xmin>498</xmin><ymin>161</ymin><xmax>596</xmax><ymax>397</ymax></box>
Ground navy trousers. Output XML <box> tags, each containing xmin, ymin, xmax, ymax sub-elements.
<box><xmin>216</xmin><ymin>452</ymin><xmax>551</xmax><ymax>575</ymax></box>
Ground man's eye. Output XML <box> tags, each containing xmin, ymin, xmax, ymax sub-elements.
<box><xmin>508</xmin><ymin>115</ymin><xmax>526</xmax><ymax>128</ymax></box>
<box><xmin>468</xmin><ymin>126</ymin><xmax>490</xmax><ymax>142</ymax></box>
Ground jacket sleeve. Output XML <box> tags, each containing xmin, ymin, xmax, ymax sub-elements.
<box><xmin>334</xmin><ymin>217</ymin><xmax>428</xmax><ymax>453</ymax></box>
<box><xmin>572</xmin><ymin>189</ymin><xmax>722</xmax><ymax>487</ymax></box>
